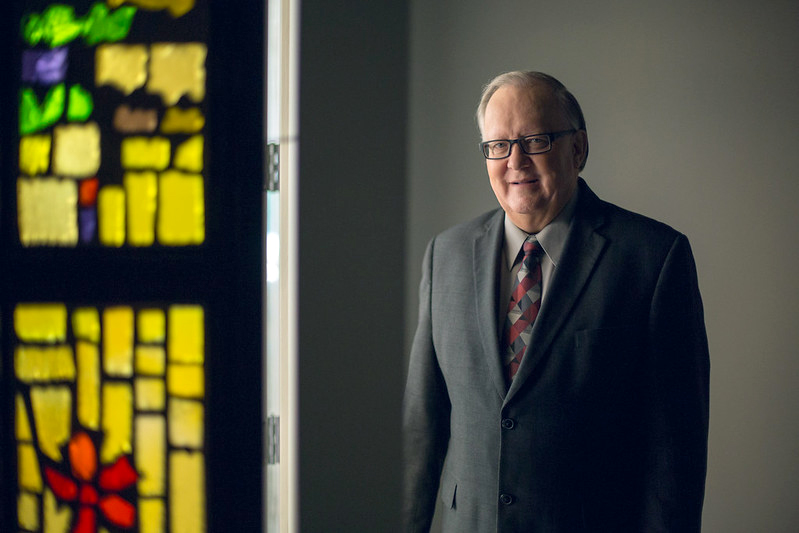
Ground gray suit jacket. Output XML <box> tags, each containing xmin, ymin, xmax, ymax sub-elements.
<box><xmin>403</xmin><ymin>180</ymin><xmax>709</xmax><ymax>532</ymax></box>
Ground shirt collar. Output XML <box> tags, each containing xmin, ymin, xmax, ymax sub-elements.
<box><xmin>503</xmin><ymin>186</ymin><xmax>580</xmax><ymax>269</ymax></box>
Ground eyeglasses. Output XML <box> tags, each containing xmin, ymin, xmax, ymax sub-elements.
<box><xmin>479</xmin><ymin>129</ymin><xmax>576</xmax><ymax>159</ymax></box>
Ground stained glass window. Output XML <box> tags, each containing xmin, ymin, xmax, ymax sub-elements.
<box><xmin>17</xmin><ymin>0</ymin><xmax>208</xmax><ymax>248</ymax></box>
<box><xmin>13</xmin><ymin>302</ymin><xmax>207</xmax><ymax>532</ymax></box>
<box><xmin>12</xmin><ymin>1</ymin><xmax>213</xmax><ymax>531</ymax></box>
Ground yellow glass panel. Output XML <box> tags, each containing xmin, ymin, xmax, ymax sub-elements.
<box><xmin>18</xmin><ymin>443</ymin><xmax>43</xmax><ymax>492</ymax></box>
<box><xmin>31</xmin><ymin>386</ymin><xmax>71</xmax><ymax>461</ymax></box>
<box><xmin>108</xmin><ymin>0</ymin><xmax>196</xmax><ymax>17</ymax></box>
<box><xmin>52</xmin><ymin>123</ymin><xmax>101</xmax><ymax>177</ymax></box>
<box><xmin>158</xmin><ymin>170</ymin><xmax>204</xmax><ymax>245</ymax></box>
<box><xmin>174</xmin><ymin>135</ymin><xmax>203</xmax><ymax>172</ymax></box>
<box><xmin>148</xmin><ymin>43</ymin><xmax>207</xmax><ymax>106</ymax></box>
<box><xmin>168</xmin><ymin>398</ymin><xmax>203</xmax><ymax>448</ymax></box>
<box><xmin>72</xmin><ymin>307</ymin><xmax>100</xmax><ymax>343</ymax></box>
<box><xmin>16</xmin><ymin>394</ymin><xmax>33</xmax><ymax>441</ymax></box>
<box><xmin>96</xmin><ymin>44</ymin><xmax>148</xmax><ymax>95</ymax></box>
<box><xmin>101</xmin><ymin>382</ymin><xmax>132</xmax><ymax>463</ymax></box>
<box><xmin>17</xmin><ymin>177</ymin><xmax>78</xmax><ymax>246</ymax></box>
<box><xmin>135</xmin><ymin>415</ymin><xmax>165</xmax><ymax>496</ymax></box>
<box><xmin>161</xmin><ymin>107</ymin><xmax>204</xmax><ymax>133</ymax></box>
<box><xmin>136</xmin><ymin>345</ymin><xmax>166</xmax><ymax>376</ymax></box>
<box><xmin>121</xmin><ymin>137</ymin><xmax>171</xmax><ymax>170</ymax></box>
<box><xmin>168</xmin><ymin>305</ymin><xmax>204</xmax><ymax>363</ymax></box>
<box><xmin>15</xmin><ymin>345</ymin><xmax>75</xmax><ymax>383</ymax></box>
<box><xmin>14</xmin><ymin>303</ymin><xmax>67</xmax><ymax>343</ymax></box>
<box><xmin>98</xmin><ymin>185</ymin><xmax>126</xmax><ymax>247</ymax></box>
<box><xmin>136</xmin><ymin>378</ymin><xmax>166</xmax><ymax>410</ymax></box>
<box><xmin>170</xmin><ymin>451</ymin><xmax>206</xmax><ymax>533</ymax></box>
<box><xmin>76</xmin><ymin>341</ymin><xmax>100</xmax><ymax>430</ymax></box>
<box><xmin>138</xmin><ymin>308</ymin><xmax>165</xmax><ymax>343</ymax></box>
<box><xmin>124</xmin><ymin>171</ymin><xmax>158</xmax><ymax>246</ymax></box>
<box><xmin>140</xmin><ymin>498</ymin><xmax>165</xmax><ymax>533</ymax></box>
<box><xmin>18</xmin><ymin>491</ymin><xmax>40</xmax><ymax>530</ymax></box>
<box><xmin>103</xmin><ymin>307</ymin><xmax>134</xmax><ymax>376</ymax></box>
<box><xmin>44</xmin><ymin>488</ymin><xmax>72</xmax><ymax>533</ymax></box>
<box><xmin>167</xmin><ymin>364</ymin><xmax>204</xmax><ymax>398</ymax></box>
<box><xmin>19</xmin><ymin>134</ymin><xmax>51</xmax><ymax>176</ymax></box>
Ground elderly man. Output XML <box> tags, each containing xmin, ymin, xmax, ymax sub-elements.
<box><xmin>403</xmin><ymin>71</ymin><xmax>709</xmax><ymax>532</ymax></box>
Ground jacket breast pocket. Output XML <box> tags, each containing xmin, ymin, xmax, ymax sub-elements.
<box><xmin>571</xmin><ymin>326</ymin><xmax>645</xmax><ymax>394</ymax></box>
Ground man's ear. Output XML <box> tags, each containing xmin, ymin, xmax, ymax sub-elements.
<box><xmin>573</xmin><ymin>130</ymin><xmax>588</xmax><ymax>169</ymax></box>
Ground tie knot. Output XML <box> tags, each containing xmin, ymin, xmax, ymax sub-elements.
<box><xmin>521</xmin><ymin>237</ymin><xmax>541</xmax><ymax>258</ymax></box>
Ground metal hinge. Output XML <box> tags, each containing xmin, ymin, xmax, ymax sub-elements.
<box><xmin>266</xmin><ymin>143</ymin><xmax>279</xmax><ymax>191</ymax></box>
<box><xmin>266</xmin><ymin>415</ymin><xmax>280</xmax><ymax>464</ymax></box>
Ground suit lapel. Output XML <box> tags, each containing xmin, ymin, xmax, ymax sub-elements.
<box><xmin>506</xmin><ymin>181</ymin><xmax>608</xmax><ymax>402</ymax></box>
<box><xmin>473</xmin><ymin>210</ymin><xmax>508</xmax><ymax>401</ymax></box>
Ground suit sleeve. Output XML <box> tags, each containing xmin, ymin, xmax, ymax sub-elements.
<box><xmin>402</xmin><ymin>238</ymin><xmax>451</xmax><ymax>532</ymax></box>
<box><xmin>643</xmin><ymin>233</ymin><xmax>710</xmax><ymax>532</ymax></box>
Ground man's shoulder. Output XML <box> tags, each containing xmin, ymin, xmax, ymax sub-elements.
<box><xmin>582</xmin><ymin>182</ymin><xmax>685</xmax><ymax>246</ymax></box>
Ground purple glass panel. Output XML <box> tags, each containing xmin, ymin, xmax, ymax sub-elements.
<box><xmin>22</xmin><ymin>48</ymin><xmax>68</xmax><ymax>84</ymax></box>
<box><xmin>79</xmin><ymin>207</ymin><xmax>97</xmax><ymax>244</ymax></box>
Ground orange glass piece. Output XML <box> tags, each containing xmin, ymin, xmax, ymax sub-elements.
<box><xmin>69</xmin><ymin>432</ymin><xmax>97</xmax><ymax>481</ymax></box>
<box><xmin>148</xmin><ymin>43</ymin><xmax>207</xmax><ymax>105</ymax></box>
<box><xmin>52</xmin><ymin>123</ymin><xmax>101</xmax><ymax>177</ymax></box>
<box><xmin>96</xmin><ymin>44</ymin><xmax>148</xmax><ymax>95</ymax></box>
<box><xmin>79</xmin><ymin>178</ymin><xmax>99</xmax><ymax>207</ymax></box>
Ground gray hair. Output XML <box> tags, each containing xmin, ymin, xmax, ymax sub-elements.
<box><xmin>476</xmin><ymin>71</ymin><xmax>588</xmax><ymax>170</ymax></box>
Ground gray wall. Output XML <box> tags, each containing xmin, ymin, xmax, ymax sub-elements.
<box><xmin>405</xmin><ymin>0</ymin><xmax>799</xmax><ymax>531</ymax></box>
<box><xmin>297</xmin><ymin>1</ymin><xmax>408</xmax><ymax>530</ymax></box>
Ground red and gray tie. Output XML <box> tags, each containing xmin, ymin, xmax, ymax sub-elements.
<box><xmin>504</xmin><ymin>236</ymin><xmax>543</xmax><ymax>382</ymax></box>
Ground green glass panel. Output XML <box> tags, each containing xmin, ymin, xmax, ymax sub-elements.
<box><xmin>67</xmin><ymin>84</ymin><xmax>94</xmax><ymax>121</ymax></box>
<box><xmin>19</xmin><ymin>84</ymin><xmax>65</xmax><ymax>135</ymax></box>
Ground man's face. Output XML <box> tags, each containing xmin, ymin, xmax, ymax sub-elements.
<box><xmin>482</xmin><ymin>84</ymin><xmax>586</xmax><ymax>233</ymax></box>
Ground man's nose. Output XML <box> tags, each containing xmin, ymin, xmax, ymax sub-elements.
<box><xmin>507</xmin><ymin>142</ymin><xmax>531</xmax><ymax>170</ymax></box>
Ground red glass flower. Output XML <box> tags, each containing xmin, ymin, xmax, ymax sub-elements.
<box><xmin>44</xmin><ymin>431</ymin><xmax>138</xmax><ymax>532</ymax></box>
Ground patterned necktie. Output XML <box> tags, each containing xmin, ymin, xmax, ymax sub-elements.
<box><xmin>504</xmin><ymin>236</ymin><xmax>543</xmax><ymax>382</ymax></box>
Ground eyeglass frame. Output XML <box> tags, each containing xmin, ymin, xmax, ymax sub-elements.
<box><xmin>479</xmin><ymin>129</ymin><xmax>577</xmax><ymax>160</ymax></box>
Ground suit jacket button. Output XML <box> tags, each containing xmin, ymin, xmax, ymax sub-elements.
<box><xmin>499</xmin><ymin>493</ymin><xmax>514</xmax><ymax>505</ymax></box>
<box><xmin>501</xmin><ymin>418</ymin><xmax>515</xmax><ymax>430</ymax></box>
